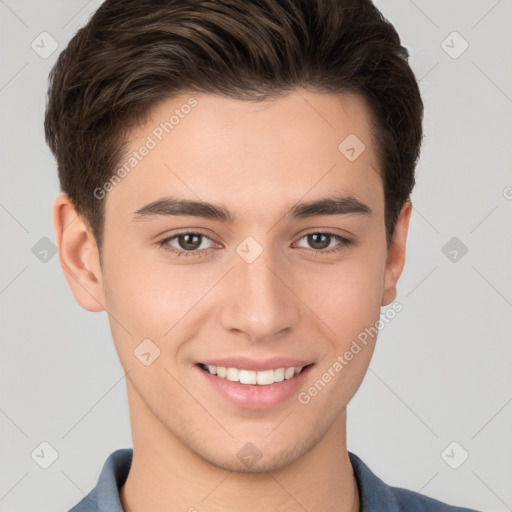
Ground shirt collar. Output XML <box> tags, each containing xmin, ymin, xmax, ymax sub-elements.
<box><xmin>349</xmin><ymin>451</ymin><xmax>401</xmax><ymax>511</ymax></box>
<box><xmin>74</xmin><ymin>448</ymin><xmax>400</xmax><ymax>512</ymax></box>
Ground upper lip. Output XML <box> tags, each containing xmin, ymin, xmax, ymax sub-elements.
<box><xmin>198</xmin><ymin>357</ymin><xmax>313</xmax><ymax>371</ymax></box>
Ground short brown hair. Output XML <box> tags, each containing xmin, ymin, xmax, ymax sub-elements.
<box><xmin>44</xmin><ymin>0</ymin><xmax>423</xmax><ymax>252</ymax></box>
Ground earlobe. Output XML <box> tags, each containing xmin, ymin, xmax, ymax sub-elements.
<box><xmin>381</xmin><ymin>200</ymin><xmax>412</xmax><ymax>307</ymax></box>
<box><xmin>52</xmin><ymin>193</ymin><xmax>106</xmax><ymax>312</ymax></box>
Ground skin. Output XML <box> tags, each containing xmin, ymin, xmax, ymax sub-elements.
<box><xmin>53</xmin><ymin>89</ymin><xmax>411</xmax><ymax>512</ymax></box>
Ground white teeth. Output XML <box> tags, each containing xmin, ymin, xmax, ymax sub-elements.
<box><xmin>256</xmin><ymin>369</ymin><xmax>274</xmax><ymax>385</ymax></box>
<box><xmin>203</xmin><ymin>364</ymin><xmax>305</xmax><ymax>385</ymax></box>
<box><xmin>284</xmin><ymin>367</ymin><xmax>296</xmax><ymax>380</ymax></box>
<box><xmin>226</xmin><ymin>367</ymin><xmax>239</xmax><ymax>382</ymax></box>
<box><xmin>273</xmin><ymin>367</ymin><xmax>285</xmax><ymax>382</ymax></box>
<box><xmin>239</xmin><ymin>369</ymin><xmax>257</xmax><ymax>385</ymax></box>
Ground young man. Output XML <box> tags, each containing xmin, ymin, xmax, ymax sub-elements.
<box><xmin>45</xmin><ymin>0</ymin><xmax>481</xmax><ymax>511</ymax></box>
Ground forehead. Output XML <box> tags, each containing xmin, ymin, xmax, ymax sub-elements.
<box><xmin>105</xmin><ymin>89</ymin><xmax>384</xmax><ymax>224</ymax></box>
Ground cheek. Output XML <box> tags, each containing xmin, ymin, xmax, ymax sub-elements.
<box><xmin>301</xmin><ymin>251</ymin><xmax>386</xmax><ymax>339</ymax></box>
<box><xmin>294</xmin><ymin>261</ymin><xmax>385</xmax><ymax>412</ymax></box>
<box><xmin>101</xmin><ymin>250</ymin><xmax>224</xmax><ymax>351</ymax></box>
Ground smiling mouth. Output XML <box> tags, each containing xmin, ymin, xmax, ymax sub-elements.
<box><xmin>198</xmin><ymin>363</ymin><xmax>313</xmax><ymax>386</ymax></box>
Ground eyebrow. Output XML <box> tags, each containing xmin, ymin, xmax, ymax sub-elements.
<box><xmin>132</xmin><ymin>195</ymin><xmax>372</xmax><ymax>224</ymax></box>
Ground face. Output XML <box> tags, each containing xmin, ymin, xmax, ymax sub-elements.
<box><xmin>55</xmin><ymin>89</ymin><xmax>410</xmax><ymax>473</ymax></box>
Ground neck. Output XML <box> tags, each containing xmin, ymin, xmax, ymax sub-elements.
<box><xmin>120</xmin><ymin>382</ymin><xmax>359</xmax><ymax>512</ymax></box>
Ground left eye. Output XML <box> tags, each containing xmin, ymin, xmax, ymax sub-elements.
<box><xmin>294</xmin><ymin>232</ymin><xmax>348</xmax><ymax>251</ymax></box>
<box><xmin>161</xmin><ymin>232</ymin><xmax>215</xmax><ymax>253</ymax></box>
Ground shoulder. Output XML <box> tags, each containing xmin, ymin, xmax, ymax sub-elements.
<box><xmin>390</xmin><ymin>484</ymin><xmax>481</xmax><ymax>512</ymax></box>
<box><xmin>348</xmin><ymin>452</ymin><xmax>481</xmax><ymax>512</ymax></box>
<box><xmin>68</xmin><ymin>488</ymin><xmax>101</xmax><ymax>512</ymax></box>
<box><xmin>67</xmin><ymin>448</ymin><xmax>132</xmax><ymax>512</ymax></box>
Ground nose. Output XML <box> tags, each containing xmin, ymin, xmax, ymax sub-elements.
<box><xmin>219</xmin><ymin>247</ymin><xmax>301</xmax><ymax>342</ymax></box>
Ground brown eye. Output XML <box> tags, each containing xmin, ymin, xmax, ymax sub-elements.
<box><xmin>158</xmin><ymin>231</ymin><xmax>217</xmax><ymax>257</ymax></box>
<box><xmin>295</xmin><ymin>232</ymin><xmax>353</xmax><ymax>253</ymax></box>
<box><xmin>306</xmin><ymin>233</ymin><xmax>333</xmax><ymax>250</ymax></box>
<box><xmin>175</xmin><ymin>233</ymin><xmax>203</xmax><ymax>251</ymax></box>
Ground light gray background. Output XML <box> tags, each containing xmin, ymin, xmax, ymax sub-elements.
<box><xmin>1</xmin><ymin>1</ymin><xmax>511</xmax><ymax>511</ymax></box>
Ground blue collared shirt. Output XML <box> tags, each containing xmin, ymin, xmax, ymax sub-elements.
<box><xmin>68</xmin><ymin>449</ymin><xmax>480</xmax><ymax>511</ymax></box>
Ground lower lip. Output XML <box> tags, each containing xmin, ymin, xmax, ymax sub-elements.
<box><xmin>196</xmin><ymin>364</ymin><xmax>314</xmax><ymax>410</ymax></box>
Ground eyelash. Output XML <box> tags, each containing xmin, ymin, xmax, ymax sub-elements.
<box><xmin>157</xmin><ymin>230</ymin><xmax>354</xmax><ymax>258</ymax></box>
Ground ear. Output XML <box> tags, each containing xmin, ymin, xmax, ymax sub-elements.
<box><xmin>381</xmin><ymin>200</ymin><xmax>412</xmax><ymax>306</ymax></box>
<box><xmin>52</xmin><ymin>193</ymin><xmax>106</xmax><ymax>312</ymax></box>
